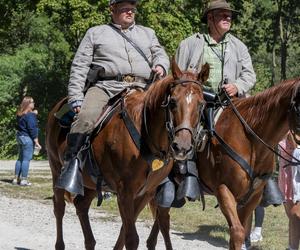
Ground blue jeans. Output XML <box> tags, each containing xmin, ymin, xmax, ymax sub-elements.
<box><xmin>15</xmin><ymin>135</ymin><xmax>34</xmax><ymax>178</ymax></box>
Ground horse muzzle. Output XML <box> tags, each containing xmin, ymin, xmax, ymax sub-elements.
<box><xmin>170</xmin><ymin>140</ymin><xmax>194</xmax><ymax>161</ymax></box>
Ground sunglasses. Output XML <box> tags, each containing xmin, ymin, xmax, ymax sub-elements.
<box><xmin>117</xmin><ymin>7</ymin><xmax>137</xmax><ymax>14</ymax></box>
<box><xmin>214</xmin><ymin>12</ymin><xmax>232</xmax><ymax>20</ymax></box>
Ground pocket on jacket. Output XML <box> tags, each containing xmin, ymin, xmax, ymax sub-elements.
<box><xmin>18</xmin><ymin>135</ymin><xmax>32</xmax><ymax>146</ymax></box>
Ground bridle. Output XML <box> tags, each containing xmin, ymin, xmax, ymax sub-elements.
<box><xmin>163</xmin><ymin>79</ymin><xmax>206</xmax><ymax>148</ymax></box>
<box><xmin>143</xmin><ymin>79</ymin><xmax>206</xmax><ymax>159</ymax></box>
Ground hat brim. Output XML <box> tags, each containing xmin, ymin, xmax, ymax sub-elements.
<box><xmin>201</xmin><ymin>8</ymin><xmax>240</xmax><ymax>24</ymax></box>
<box><xmin>110</xmin><ymin>0</ymin><xmax>137</xmax><ymax>5</ymax></box>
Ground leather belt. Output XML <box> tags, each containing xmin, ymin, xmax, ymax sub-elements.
<box><xmin>99</xmin><ymin>74</ymin><xmax>147</xmax><ymax>84</ymax></box>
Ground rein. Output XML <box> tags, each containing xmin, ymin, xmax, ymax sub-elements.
<box><xmin>207</xmin><ymin>89</ymin><xmax>300</xmax><ymax>207</ymax></box>
<box><xmin>222</xmin><ymin>91</ymin><xmax>300</xmax><ymax>166</ymax></box>
<box><xmin>121</xmin><ymin>78</ymin><xmax>205</xmax><ymax>171</ymax></box>
<box><xmin>120</xmin><ymin>97</ymin><xmax>169</xmax><ymax>169</ymax></box>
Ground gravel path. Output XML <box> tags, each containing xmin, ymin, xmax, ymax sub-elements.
<box><xmin>0</xmin><ymin>161</ymin><xmax>227</xmax><ymax>250</ymax></box>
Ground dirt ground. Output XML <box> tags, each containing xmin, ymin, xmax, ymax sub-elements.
<box><xmin>0</xmin><ymin>161</ymin><xmax>226</xmax><ymax>250</ymax></box>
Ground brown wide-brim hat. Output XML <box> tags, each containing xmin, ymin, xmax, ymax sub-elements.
<box><xmin>109</xmin><ymin>0</ymin><xmax>137</xmax><ymax>5</ymax></box>
<box><xmin>201</xmin><ymin>0</ymin><xmax>240</xmax><ymax>24</ymax></box>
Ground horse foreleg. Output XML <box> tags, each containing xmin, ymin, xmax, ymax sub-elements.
<box><xmin>147</xmin><ymin>218</ymin><xmax>159</xmax><ymax>250</ymax></box>
<box><xmin>74</xmin><ymin>188</ymin><xmax>97</xmax><ymax>250</ymax></box>
<box><xmin>157</xmin><ymin>206</ymin><xmax>172</xmax><ymax>250</ymax></box>
<box><xmin>114</xmin><ymin>190</ymin><xmax>151</xmax><ymax>250</ymax></box>
<box><xmin>146</xmin><ymin>198</ymin><xmax>159</xmax><ymax>250</ymax></box>
<box><xmin>238</xmin><ymin>190</ymin><xmax>263</xmax><ymax>246</ymax></box>
<box><xmin>147</xmin><ymin>200</ymin><xmax>172</xmax><ymax>250</ymax></box>
<box><xmin>114</xmin><ymin>225</ymin><xmax>125</xmax><ymax>250</ymax></box>
<box><xmin>53</xmin><ymin>188</ymin><xmax>66</xmax><ymax>250</ymax></box>
<box><xmin>216</xmin><ymin>184</ymin><xmax>244</xmax><ymax>250</ymax></box>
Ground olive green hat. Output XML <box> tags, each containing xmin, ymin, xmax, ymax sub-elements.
<box><xmin>201</xmin><ymin>0</ymin><xmax>239</xmax><ymax>24</ymax></box>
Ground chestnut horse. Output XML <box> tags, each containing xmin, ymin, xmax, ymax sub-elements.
<box><xmin>46</xmin><ymin>61</ymin><xmax>209</xmax><ymax>250</ymax></box>
<box><xmin>146</xmin><ymin>78</ymin><xmax>300</xmax><ymax>250</ymax></box>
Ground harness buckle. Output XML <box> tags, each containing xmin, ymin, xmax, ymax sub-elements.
<box><xmin>123</xmin><ymin>74</ymin><xmax>135</xmax><ymax>83</ymax></box>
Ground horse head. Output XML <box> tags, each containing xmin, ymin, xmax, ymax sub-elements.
<box><xmin>164</xmin><ymin>59</ymin><xmax>209</xmax><ymax>161</ymax></box>
<box><xmin>289</xmin><ymin>82</ymin><xmax>300</xmax><ymax>143</ymax></box>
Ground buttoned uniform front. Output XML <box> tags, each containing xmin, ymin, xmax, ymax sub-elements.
<box><xmin>68</xmin><ymin>23</ymin><xmax>170</xmax><ymax>134</ymax></box>
<box><xmin>175</xmin><ymin>32</ymin><xmax>256</xmax><ymax>97</ymax></box>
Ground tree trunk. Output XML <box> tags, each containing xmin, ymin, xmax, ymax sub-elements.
<box><xmin>271</xmin><ymin>0</ymin><xmax>282</xmax><ymax>85</ymax></box>
<box><xmin>279</xmin><ymin>13</ymin><xmax>287</xmax><ymax>80</ymax></box>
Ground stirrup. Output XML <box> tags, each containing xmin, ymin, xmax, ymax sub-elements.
<box><xmin>176</xmin><ymin>175</ymin><xmax>200</xmax><ymax>201</ymax></box>
<box><xmin>260</xmin><ymin>179</ymin><xmax>284</xmax><ymax>207</ymax></box>
<box><xmin>155</xmin><ymin>179</ymin><xmax>175</xmax><ymax>208</ymax></box>
<box><xmin>56</xmin><ymin>157</ymin><xmax>84</xmax><ymax>196</ymax></box>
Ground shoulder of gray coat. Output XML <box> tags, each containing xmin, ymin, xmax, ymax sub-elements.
<box><xmin>228</xmin><ymin>33</ymin><xmax>248</xmax><ymax>50</ymax></box>
<box><xmin>88</xmin><ymin>25</ymin><xmax>110</xmax><ymax>36</ymax></box>
<box><xmin>135</xmin><ymin>24</ymin><xmax>156</xmax><ymax>40</ymax></box>
<box><xmin>135</xmin><ymin>24</ymin><xmax>155</xmax><ymax>33</ymax></box>
<box><xmin>179</xmin><ymin>33</ymin><xmax>204</xmax><ymax>47</ymax></box>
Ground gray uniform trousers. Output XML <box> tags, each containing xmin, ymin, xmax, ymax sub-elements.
<box><xmin>70</xmin><ymin>86</ymin><xmax>109</xmax><ymax>134</ymax></box>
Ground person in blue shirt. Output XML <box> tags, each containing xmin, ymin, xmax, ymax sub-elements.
<box><xmin>13</xmin><ymin>96</ymin><xmax>41</xmax><ymax>186</ymax></box>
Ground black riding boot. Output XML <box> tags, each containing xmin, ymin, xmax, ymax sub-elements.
<box><xmin>56</xmin><ymin>133</ymin><xmax>88</xmax><ymax>196</ymax></box>
<box><xmin>260</xmin><ymin>179</ymin><xmax>284</xmax><ymax>207</ymax></box>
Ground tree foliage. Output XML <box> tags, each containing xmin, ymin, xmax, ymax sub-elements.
<box><xmin>0</xmin><ymin>0</ymin><xmax>299</xmax><ymax>158</ymax></box>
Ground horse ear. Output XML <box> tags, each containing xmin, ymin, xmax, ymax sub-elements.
<box><xmin>171</xmin><ymin>57</ymin><xmax>183</xmax><ymax>80</ymax></box>
<box><xmin>198</xmin><ymin>63</ymin><xmax>210</xmax><ymax>83</ymax></box>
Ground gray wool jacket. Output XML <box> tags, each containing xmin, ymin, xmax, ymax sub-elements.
<box><xmin>175</xmin><ymin>33</ymin><xmax>256</xmax><ymax>96</ymax></box>
<box><xmin>68</xmin><ymin>23</ymin><xmax>170</xmax><ymax>104</ymax></box>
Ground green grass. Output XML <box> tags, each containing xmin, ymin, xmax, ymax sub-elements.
<box><xmin>0</xmin><ymin>165</ymin><xmax>289</xmax><ymax>250</ymax></box>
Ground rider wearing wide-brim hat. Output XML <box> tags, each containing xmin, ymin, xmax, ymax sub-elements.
<box><xmin>154</xmin><ymin>0</ymin><xmax>257</xmax><ymax>212</ymax></box>
<box><xmin>176</xmin><ymin>0</ymin><xmax>255</xmax><ymax>97</ymax></box>
<box><xmin>201</xmin><ymin>0</ymin><xmax>240</xmax><ymax>24</ymax></box>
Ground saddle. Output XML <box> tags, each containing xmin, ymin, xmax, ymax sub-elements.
<box><xmin>54</xmin><ymin>88</ymin><xmax>137</xmax><ymax>205</ymax></box>
<box><xmin>54</xmin><ymin>89</ymin><xmax>128</xmax><ymax>131</ymax></box>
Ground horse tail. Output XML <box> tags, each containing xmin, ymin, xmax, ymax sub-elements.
<box><xmin>46</xmin><ymin>97</ymin><xmax>68</xmax><ymax>175</ymax></box>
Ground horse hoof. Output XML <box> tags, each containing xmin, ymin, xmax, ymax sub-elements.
<box><xmin>55</xmin><ymin>242</ymin><xmax>65</xmax><ymax>250</ymax></box>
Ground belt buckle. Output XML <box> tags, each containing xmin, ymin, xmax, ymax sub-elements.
<box><xmin>123</xmin><ymin>74</ymin><xmax>135</xmax><ymax>83</ymax></box>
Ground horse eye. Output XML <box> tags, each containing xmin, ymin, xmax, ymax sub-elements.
<box><xmin>169</xmin><ymin>98</ymin><xmax>177</xmax><ymax>110</ymax></box>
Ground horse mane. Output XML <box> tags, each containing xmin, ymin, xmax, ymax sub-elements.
<box><xmin>126</xmin><ymin>71</ymin><xmax>198</xmax><ymax>122</ymax></box>
<box><xmin>145</xmin><ymin>71</ymin><xmax>198</xmax><ymax>114</ymax></box>
<box><xmin>234</xmin><ymin>78</ymin><xmax>300</xmax><ymax>128</ymax></box>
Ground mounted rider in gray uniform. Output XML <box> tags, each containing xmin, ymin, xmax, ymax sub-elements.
<box><xmin>161</xmin><ymin>0</ymin><xmax>282</xmax><ymax>214</ymax></box>
<box><xmin>155</xmin><ymin>0</ymin><xmax>256</xmax><ymax>208</ymax></box>
<box><xmin>56</xmin><ymin>0</ymin><xmax>170</xmax><ymax>196</ymax></box>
